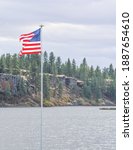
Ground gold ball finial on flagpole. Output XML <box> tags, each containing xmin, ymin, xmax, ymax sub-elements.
<box><xmin>40</xmin><ymin>24</ymin><xmax>44</xmax><ymax>28</ymax></box>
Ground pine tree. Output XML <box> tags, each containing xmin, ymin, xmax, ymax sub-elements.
<box><xmin>49</xmin><ymin>52</ymin><xmax>55</xmax><ymax>74</ymax></box>
<box><xmin>109</xmin><ymin>64</ymin><xmax>114</xmax><ymax>78</ymax></box>
<box><xmin>72</xmin><ymin>59</ymin><xmax>76</xmax><ymax>77</ymax></box>
<box><xmin>43</xmin><ymin>74</ymin><xmax>50</xmax><ymax>100</ymax></box>
<box><xmin>83</xmin><ymin>84</ymin><xmax>92</xmax><ymax>99</ymax></box>
<box><xmin>95</xmin><ymin>66</ymin><xmax>101</xmax><ymax>77</ymax></box>
<box><xmin>61</xmin><ymin>63</ymin><xmax>66</xmax><ymax>75</ymax></box>
<box><xmin>56</xmin><ymin>56</ymin><xmax>62</xmax><ymax>74</ymax></box>
<box><xmin>5</xmin><ymin>53</ymin><xmax>12</xmax><ymax>73</ymax></box>
<box><xmin>103</xmin><ymin>67</ymin><xmax>108</xmax><ymax>79</ymax></box>
<box><xmin>89</xmin><ymin>65</ymin><xmax>95</xmax><ymax>78</ymax></box>
<box><xmin>66</xmin><ymin>58</ymin><xmax>72</xmax><ymax>76</ymax></box>
<box><xmin>0</xmin><ymin>54</ymin><xmax>6</xmax><ymax>73</ymax></box>
<box><xmin>79</xmin><ymin>58</ymin><xmax>88</xmax><ymax>81</ymax></box>
<box><xmin>43</xmin><ymin>51</ymin><xmax>48</xmax><ymax>73</ymax></box>
<box><xmin>30</xmin><ymin>55</ymin><xmax>40</xmax><ymax>90</ymax></box>
<box><xmin>11</xmin><ymin>54</ymin><xmax>19</xmax><ymax>75</ymax></box>
<box><xmin>106</xmin><ymin>80</ymin><xmax>116</xmax><ymax>103</ymax></box>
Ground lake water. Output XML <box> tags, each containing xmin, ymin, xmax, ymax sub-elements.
<box><xmin>0</xmin><ymin>107</ymin><xmax>115</xmax><ymax>150</ymax></box>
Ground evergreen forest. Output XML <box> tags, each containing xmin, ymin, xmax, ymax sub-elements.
<box><xmin>0</xmin><ymin>52</ymin><xmax>116</xmax><ymax>105</ymax></box>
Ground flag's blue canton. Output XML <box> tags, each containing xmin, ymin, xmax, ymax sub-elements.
<box><xmin>30</xmin><ymin>28</ymin><xmax>41</xmax><ymax>42</ymax></box>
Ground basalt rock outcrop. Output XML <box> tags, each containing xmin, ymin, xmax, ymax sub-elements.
<box><xmin>0</xmin><ymin>73</ymin><xmax>85</xmax><ymax>107</ymax></box>
<box><xmin>0</xmin><ymin>73</ymin><xmax>36</xmax><ymax>106</ymax></box>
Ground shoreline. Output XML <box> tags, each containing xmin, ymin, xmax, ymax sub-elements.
<box><xmin>0</xmin><ymin>104</ymin><xmax>116</xmax><ymax>108</ymax></box>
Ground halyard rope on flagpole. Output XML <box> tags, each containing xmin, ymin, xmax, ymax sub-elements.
<box><xmin>40</xmin><ymin>24</ymin><xmax>44</xmax><ymax>150</ymax></box>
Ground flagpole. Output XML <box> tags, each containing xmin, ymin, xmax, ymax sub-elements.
<box><xmin>40</xmin><ymin>24</ymin><xmax>44</xmax><ymax>150</ymax></box>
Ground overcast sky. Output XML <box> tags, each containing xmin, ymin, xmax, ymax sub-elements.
<box><xmin>0</xmin><ymin>0</ymin><xmax>115</xmax><ymax>68</ymax></box>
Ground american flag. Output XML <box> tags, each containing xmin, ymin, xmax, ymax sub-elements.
<box><xmin>19</xmin><ymin>28</ymin><xmax>41</xmax><ymax>56</ymax></box>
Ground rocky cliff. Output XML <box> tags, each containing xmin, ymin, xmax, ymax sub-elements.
<box><xmin>0</xmin><ymin>73</ymin><xmax>115</xmax><ymax>107</ymax></box>
<box><xmin>0</xmin><ymin>73</ymin><xmax>38</xmax><ymax>107</ymax></box>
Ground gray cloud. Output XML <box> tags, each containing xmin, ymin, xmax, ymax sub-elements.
<box><xmin>0</xmin><ymin>0</ymin><xmax>115</xmax><ymax>68</ymax></box>
<box><xmin>0</xmin><ymin>0</ymin><xmax>115</xmax><ymax>25</ymax></box>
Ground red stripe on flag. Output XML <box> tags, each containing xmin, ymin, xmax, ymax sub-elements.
<box><xmin>22</xmin><ymin>40</ymin><xmax>30</xmax><ymax>42</ymax></box>
<box><xmin>22</xmin><ymin>43</ymin><xmax>41</xmax><ymax>47</ymax></box>
<box><xmin>19</xmin><ymin>35</ymin><xmax>34</xmax><ymax>41</ymax></box>
<box><xmin>20</xmin><ymin>32</ymin><xmax>33</xmax><ymax>36</ymax></box>
<box><xmin>22</xmin><ymin>47</ymin><xmax>41</xmax><ymax>51</ymax></box>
